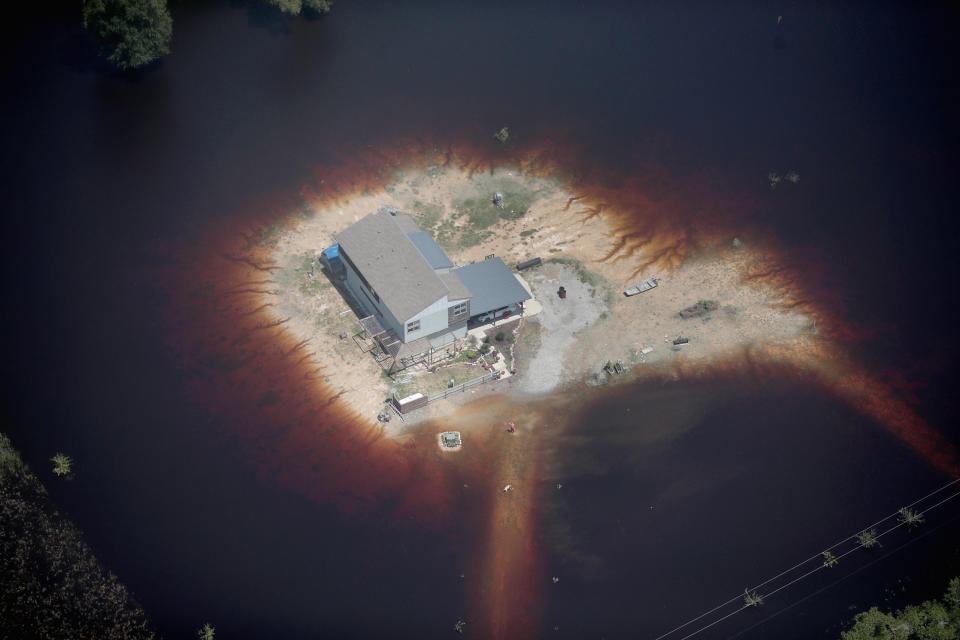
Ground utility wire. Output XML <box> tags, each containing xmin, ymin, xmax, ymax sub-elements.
<box><xmin>653</xmin><ymin>477</ymin><xmax>960</xmax><ymax>640</ymax></box>
<box><xmin>672</xmin><ymin>487</ymin><xmax>960</xmax><ymax>640</ymax></box>
<box><xmin>726</xmin><ymin>512</ymin><xmax>960</xmax><ymax>640</ymax></box>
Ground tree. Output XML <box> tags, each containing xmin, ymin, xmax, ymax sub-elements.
<box><xmin>856</xmin><ymin>528</ymin><xmax>881</xmax><ymax>549</ymax></box>
<box><xmin>898</xmin><ymin>507</ymin><xmax>925</xmax><ymax>529</ymax></box>
<box><xmin>743</xmin><ymin>589</ymin><xmax>764</xmax><ymax>607</ymax></box>
<box><xmin>493</xmin><ymin>127</ymin><xmax>510</xmax><ymax>144</ymax></box>
<box><xmin>263</xmin><ymin>0</ymin><xmax>332</xmax><ymax>15</ymax></box>
<box><xmin>197</xmin><ymin>623</ymin><xmax>215</xmax><ymax>640</ymax></box>
<box><xmin>82</xmin><ymin>0</ymin><xmax>173</xmax><ymax>70</ymax></box>
<box><xmin>50</xmin><ymin>452</ymin><xmax>73</xmax><ymax>477</ymax></box>
<box><xmin>822</xmin><ymin>551</ymin><xmax>838</xmax><ymax>568</ymax></box>
<box><xmin>841</xmin><ymin>577</ymin><xmax>960</xmax><ymax>639</ymax></box>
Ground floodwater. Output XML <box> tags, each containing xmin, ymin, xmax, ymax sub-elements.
<box><xmin>2</xmin><ymin>1</ymin><xmax>959</xmax><ymax>638</ymax></box>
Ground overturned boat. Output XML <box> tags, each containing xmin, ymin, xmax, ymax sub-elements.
<box><xmin>624</xmin><ymin>278</ymin><xmax>658</xmax><ymax>296</ymax></box>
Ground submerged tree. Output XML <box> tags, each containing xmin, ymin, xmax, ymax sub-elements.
<box><xmin>493</xmin><ymin>126</ymin><xmax>510</xmax><ymax>144</ymax></box>
<box><xmin>898</xmin><ymin>507</ymin><xmax>925</xmax><ymax>529</ymax></box>
<box><xmin>50</xmin><ymin>453</ymin><xmax>73</xmax><ymax>478</ymax></box>
<box><xmin>743</xmin><ymin>589</ymin><xmax>764</xmax><ymax>607</ymax></box>
<box><xmin>262</xmin><ymin>0</ymin><xmax>332</xmax><ymax>15</ymax></box>
<box><xmin>821</xmin><ymin>551</ymin><xmax>838</xmax><ymax>568</ymax></box>
<box><xmin>197</xmin><ymin>623</ymin><xmax>215</xmax><ymax>640</ymax></box>
<box><xmin>856</xmin><ymin>528</ymin><xmax>881</xmax><ymax>549</ymax></box>
<box><xmin>81</xmin><ymin>0</ymin><xmax>173</xmax><ymax>70</ymax></box>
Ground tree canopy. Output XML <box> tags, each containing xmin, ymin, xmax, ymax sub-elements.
<box><xmin>1</xmin><ymin>434</ymin><xmax>155</xmax><ymax>639</ymax></box>
<box><xmin>263</xmin><ymin>0</ymin><xmax>332</xmax><ymax>16</ymax></box>
<box><xmin>81</xmin><ymin>0</ymin><xmax>333</xmax><ymax>69</ymax></box>
<box><xmin>82</xmin><ymin>0</ymin><xmax>173</xmax><ymax>69</ymax></box>
<box><xmin>841</xmin><ymin>578</ymin><xmax>960</xmax><ymax>639</ymax></box>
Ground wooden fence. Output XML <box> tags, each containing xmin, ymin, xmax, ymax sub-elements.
<box><xmin>427</xmin><ymin>371</ymin><xmax>501</xmax><ymax>404</ymax></box>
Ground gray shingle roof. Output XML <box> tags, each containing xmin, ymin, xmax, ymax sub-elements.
<box><xmin>439</xmin><ymin>272</ymin><xmax>470</xmax><ymax>301</ymax></box>
<box><xmin>452</xmin><ymin>258</ymin><xmax>531</xmax><ymax>316</ymax></box>
<box><xmin>336</xmin><ymin>213</ymin><xmax>448</xmax><ymax>322</ymax></box>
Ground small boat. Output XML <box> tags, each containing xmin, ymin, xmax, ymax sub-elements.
<box><xmin>624</xmin><ymin>278</ymin><xmax>658</xmax><ymax>296</ymax></box>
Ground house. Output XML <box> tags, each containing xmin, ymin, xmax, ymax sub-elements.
<box><xmin>323</xmin><ymin>210</ymin><xmax>530</xmax><ymax>368</ymax></box>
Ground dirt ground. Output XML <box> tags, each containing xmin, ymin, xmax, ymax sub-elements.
<box><xmin>262</xmin><ymin>165</ymin><xmax>813</xmax><ymax>431</ymax></box>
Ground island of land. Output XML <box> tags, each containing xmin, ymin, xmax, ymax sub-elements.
<box><xmin>262</xmin><ymin>164</ymin><xmax>815</xmax><ymax>435</ymax></box>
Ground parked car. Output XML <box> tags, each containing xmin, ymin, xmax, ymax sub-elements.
<box><xmin>474</xmin><ymin>304</ymin><xmax>518</xmax><ymax>324</ymax></box>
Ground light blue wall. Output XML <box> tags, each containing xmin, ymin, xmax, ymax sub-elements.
<box><xmin>403</xmin><ymin>296</ymin><xmax>449</xmax><ymax>341</ymax></box>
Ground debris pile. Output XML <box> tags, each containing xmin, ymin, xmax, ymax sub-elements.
<box><xmin>679</xmin><ymin>300</ymin><xmax>718</xmax><ymax>319</ymax></box>
<box><xmin>603</xmin><ymin>360</ymin><xmax>625</xmax><ymax>375</ymax></box>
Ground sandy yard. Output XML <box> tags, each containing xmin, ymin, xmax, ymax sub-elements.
<box><xmin>261</xmin><ymin>165</ymin><xmax>813</xmax><ymax>431</ymax></box>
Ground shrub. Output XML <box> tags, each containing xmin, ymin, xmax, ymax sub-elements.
<box><xmin>495</xmin><ymin>332</ymin><xmax>505</xmax><ymax>342</ymax></box>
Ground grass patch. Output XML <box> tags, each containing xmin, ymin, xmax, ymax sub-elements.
<box><xmin>455</xmin><ymin>197</ymin><xmax>501</xmax><ymax>230</ymax></box>
<box><xmin>438</xmin><ymin>180</ymin><xmax>540</xmax><ymax>249</ymax></box>
<box><xmin>497</xmin><ymin>189</ymin><xmax>536</xmax><ymax>220</ymax></box>
<box><xmin>546</xmin><ymin>256</ymin><xmax>606</xmax><ymax>289</ymax></box>
<box><xmin>410</xmin><ymin>200</ymin><xmax>444</xmax><ymax>233</ymax></box>
<box><xmin>291</xmin><ymin>253</ymin><xmax>331</xmax><ymax>297</ymax></box>
<box><xmin>520</xmin><ymin>228</ymin><xmax>537</xmax><ymax>237</ymax></box>
<box><xmin>389</xmin><ymin>362</ymin><xmax>483</xmax><ymax>398</ymax></box>
<box><xmin>514</xmin><ymin>318</ymin><xmax>542</xmax><ymax>365</ymax></box>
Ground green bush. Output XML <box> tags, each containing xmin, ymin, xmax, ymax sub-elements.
<box><xmin>495</xmin><ymin>332</ymin><xmax>505</xmax><ymax>342</ymax></box>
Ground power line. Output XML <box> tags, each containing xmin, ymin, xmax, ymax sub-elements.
<box><xmin>654</xmin><ymin>477</ymin><xmax>960</xmax><ymax>640</ymax></box>
<box><xmin>726</xmin><ymin>512</ymin><xmax>960</xmax><ymax>640</ymax></box>
<box><xmin>674</xmin><ymin>488</ymin><xmax>960</xmax><ymax>640</ymax></box>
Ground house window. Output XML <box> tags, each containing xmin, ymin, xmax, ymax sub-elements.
<box><xmin>406</xmin><ymin>320</ymin><xmax>420</xmax><ymax>333</ymax></box>
<box><xmin>452</xmin><ymin>302</ymin><xmax>467</xmax><ymax>316</ymax></box>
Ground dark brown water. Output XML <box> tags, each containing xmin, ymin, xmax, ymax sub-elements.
<box><xmin>2</xmin><ymin>1</ymin><xmax>959</xmax><ymax>638</ymax></box>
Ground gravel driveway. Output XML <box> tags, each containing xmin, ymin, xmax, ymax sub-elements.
<box><xmin>515</xmin><ymin>263</ymin><xmax>606</xmax><ymax>395</ymax></box>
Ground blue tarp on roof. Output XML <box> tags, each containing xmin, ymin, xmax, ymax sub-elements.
<box><xmin>323</xmin><ymin>244</ymin><xmax>340</xmax><ymax>260</ymax></box>
<box><xmin>407</xmin><ymin>232</ymin><xmax>454</xmax><ymax>270</ymax></box>
<box><xmin>453</xmin><ymin>257</ymin><xmax>531</xmax><ymax>316</ymax></box>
